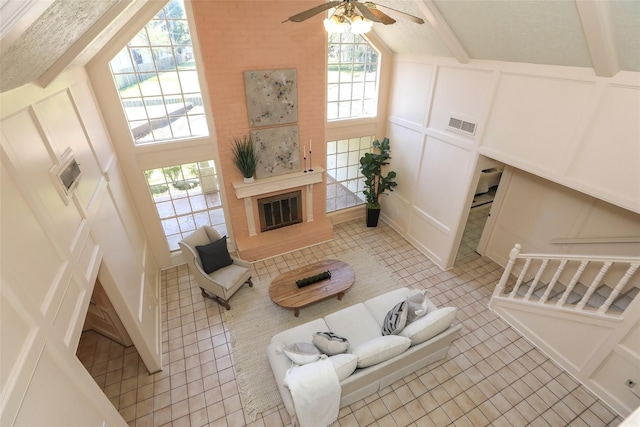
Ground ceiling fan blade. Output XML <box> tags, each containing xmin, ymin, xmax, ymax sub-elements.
<box><xmin>283</xmin><ymin>1</ymin><xmax>344</xmax><ymax>23</ymax></box>
<box><xmin>352</xmin><ymin>1</ymin><xmax>384</xmax><ymax>23</ymax></box>
<box><xmin>367</xmin><ymin>2</ymin><xmax>425</xmax><ymax>24</ymax></box>
<box><xmin>367</xmin><ymin>7</ymin><xmax>396</xmax><ymax>25</ymax></box>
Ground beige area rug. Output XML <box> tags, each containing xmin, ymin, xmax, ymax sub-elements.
<box><xmin>225</xmin><ymin>249</ymin><xmax>401</xmax><ymax>420</ymax></box>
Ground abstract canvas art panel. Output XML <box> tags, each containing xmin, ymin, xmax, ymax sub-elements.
<box><xmin>244</xmin><ymin>69</ymin><xmax>298</xmax><ymax>127</ymax></box>
<box><xmin>251</xmin><ymin>126</ymin><xmax>301</xmax><ymax>179</ymax></box>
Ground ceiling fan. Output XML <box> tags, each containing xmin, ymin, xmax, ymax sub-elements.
<box><xmin>283</xmin><ymin>0</ymin><xmax>425</xmax><ymax>29</ymax></box>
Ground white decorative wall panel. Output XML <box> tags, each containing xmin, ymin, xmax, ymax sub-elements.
<box><xmin>13</xmin><ymin>345</ymin><xmax>119</xmax><ymax>426</ymax></box>
<box><xmin>389</xmin><ymin>62</ymin><xmax>433</xmax><ymax>126</ymax></box>
<box><xmin>92</xmin><ymin>194</ymin><xmax>142</xmax><ymax>315</ymax></box>
<box><xmin>1</xmin><ymin>110</ymin><xmax>84</xmax><ymax>251</ymax></box>
<box><xmin>36</xmin><ymin>90</ymin><xmax>102</xmax><ymax>208</ymax></box>
<box><xmin>69</xmin><ymin>82</ymin><xmax>115</xmax><ymax>172</ymax></box>
<box><xmin>591</xmin><ymin>352</ymin><xmax>640</xmax><ymax>415</ymax></box>
<box><xmin>0</xmin><ymin>161</ymin><xmax>68</xmax><ymax>315</ymax></box>
<box><xmin>407</xmin><ymin>214</ymin><xmax>447</xmax><ymax>264</ymax></box>
<box><xmin>52</xmin><ymin>275</ymin><xmax>86</xmax><ymax>348</ymax></box>
<box><xmin>621</xmin><ymin>322</ymin><xmax>640</xmax><ymax>358</ymax></box>
<box><xmin>387</xmin><ymin>123</ymin><xmax>423</xmax><ymax>203</ymax></box>
<box><xmin>483</xmin><ymin>73</ymin><xmax>595</xmax><ymax>173</ymax></box>
<box><xmin>566</xmin><ymin>85</ymin><xmax>640</xmax><ymax>203</ymax></box>
<box><xmin>428</xmin><ymin>66</ymin><xmax>493</xmax><ymax>135</ymax></box>
<box><xmin>0</xmin><ymin>287</ymin><xmax>37</xmax><ymax>398</ymax></box>
<box><xmin>415</xmin><ymin>136</ymin><xmax>473</xmax><ymax>229</ymax></box>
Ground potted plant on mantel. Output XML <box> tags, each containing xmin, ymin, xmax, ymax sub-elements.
<box><xmin>232</xmin><ymin>135</ymin><xmax>258</xmax><ymax>183</ymax></box>
<box><xmin>359</xmin><ymin>137</ymin><xmax>398</xmax><ymax>227</ymax></box>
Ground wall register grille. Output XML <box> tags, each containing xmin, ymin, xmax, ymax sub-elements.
<box><xmin>448</xmin><ymin>116</ymin><xmax>477</xmax><ymax>135</ymax></box>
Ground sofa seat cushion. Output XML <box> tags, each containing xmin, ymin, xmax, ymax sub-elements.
<box><xmin>399</xmin><ymin>307</ymin><xmax>458</xmax><ymax>345</ymax></box>
<box><xmin>208</xmin><ymin>263</ymin><xmax>248</xmax><ymax>290</ymax></box>
<box><xmin>352</xmin><ymin>335</ymin><xmax>411</xmax><ymax>368</ymax></box>
<box><xmin>324</xmin><ymin>303</ymin><xmax>382</xmax><ymax>348</ymax></box>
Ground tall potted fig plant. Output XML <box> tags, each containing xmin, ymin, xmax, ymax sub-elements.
<box><xmin>359</xmin><ymin>137</ymin><xmax>397</xmax><ymax>227</ymax></box>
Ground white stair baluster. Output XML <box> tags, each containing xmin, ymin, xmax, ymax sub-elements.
<box><xmin>540</xmin><ymin>260</ymin><xmax>567</xmax><ymax>303</ymax></box>
<box><xmin>524</xmin><ymin>259</ymin><xmax>549</xmax><ymax>301</ymax></box>
<box><xmin>510</xmin><ymin>258</ymin><xmax>531</xmax><ymax>298</ymax></box>
<box><xmin>494</xmin><ymin>244</ymin><xmax>521</xmax><ymax>299</ymax></box>
<box><xmin>557</xmin><ymin>261</ymin><xmax>589</xmax><ymax>307</ymax></box>
<box><xmin>597</xmin><ymin>263</ymin><xmax>639</xmax><ymax>314</ymax></box>
<box><xmin>576</xmin><ymin>262</ymin><xmax>612</xmax><ymax>310</ymax></box>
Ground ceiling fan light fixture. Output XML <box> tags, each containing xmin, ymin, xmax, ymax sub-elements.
<box><xmin>349</xmin><ymin>15</ymin><xmax>373</xmax><ymax>34</ymax></box>
<box><xmin>323</xmin><ymin>15</ymin><xmax>348</xmax><ymax>33</ymax></box>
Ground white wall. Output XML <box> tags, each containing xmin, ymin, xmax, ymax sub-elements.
<box><xmin>385</xmin><ymin>55</ymin><xmax>640</xmax><ymax>269</ymax></box>
<box><xmin>484</xmin><ymin>168</ymin><xmax>640</xmax><ymax>267</ymax></box>
<box><xmin>0</xmin><ymin>68</ymin><xmax>159</xmax><ymax>425</ymax></box>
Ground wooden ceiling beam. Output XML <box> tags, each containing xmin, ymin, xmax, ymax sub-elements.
<box><xmin>575</xmin><ymin>0</ymin><xmax>619</xmax><ymax>77</ymax></box>
<box><xmin>415</xmin><ymin>0</ymin><xmax>470</xmax><ymax>64</ymax></box>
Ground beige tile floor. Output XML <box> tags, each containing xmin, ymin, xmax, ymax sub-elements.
<box><xmin>77</xmin><ymin>219</ymin><xmax>624</xmax><ymax>427</ymax></box>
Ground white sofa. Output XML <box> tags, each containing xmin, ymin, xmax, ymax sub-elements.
<box><xmin>267</xmin><ymin>287</ymin><xmax>462</xmax><ymax>425</ymax></box>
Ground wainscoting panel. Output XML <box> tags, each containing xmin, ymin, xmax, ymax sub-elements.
<box><xmin>483</xmin><ymin>73</ymin><xmax>596</xmax><ymax>175</ymax></box>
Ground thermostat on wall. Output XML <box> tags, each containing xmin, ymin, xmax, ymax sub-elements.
<box><xmin>50</xmin><ymin>148</ymin><xmax>82</xmax><ymax>205</ymax></box>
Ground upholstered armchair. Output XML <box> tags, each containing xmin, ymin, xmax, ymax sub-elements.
<box><xmin>178</xmin><ymin>226</ymin><xmax>253</xmax><ymax>310</ymax></box>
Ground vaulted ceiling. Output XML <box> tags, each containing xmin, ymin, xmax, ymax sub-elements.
<box><xmin>1</xmin><ymin>0</ymin><xmax>638</xmax><ymax>94</ymax></box>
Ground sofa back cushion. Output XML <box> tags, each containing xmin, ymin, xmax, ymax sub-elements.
<box><xmin>271</xmin><ymin>318</ymin><xmax>329</xmax><ymax>347</ymax></box>
<box><xmin>324</xmin><ymin>303</ymin><xmax>381</xmax><ymax>348</ymax></box>
<box><xmin>363</xmin><ymin>288</ymin><xmax>411</xmax><ymax>327</ymax></box>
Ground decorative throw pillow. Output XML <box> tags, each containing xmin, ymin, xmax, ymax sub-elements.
<box><xmin>406</xmin><ymin>291</ymin><xmax>430</xmax><ymax>324</ymax></box>
<box><xmin>328</xmin><ymin>353</ymin><xmax>358</xmax><ymax>381</ymax></box>
<box><xmin>399</xmin><ymin>306</ymin><xmax>457</xmax><ymax>346</ymax></box>
<box><xmin>283</xmin><ymin>342</ymin><xmax>323</xmax><ymax>365</ymax></box>
<box><xmin>196</xmin><ymin>236</ymin><xmax>233</xmax><ymax>274</ymax></box>
<box><xmin>312</xmin><ymin>332</ymin><xmax>349</xmax><ymax>355</ymax></box>
<box><xmin>382</xmin><ymin>301</ymin><xmax>408</xmax><ymax>335</ymax></box>
<box><xmin>352</xmin><ymin>335</ymin><xmax>411</xmax><ymax>368</ymax></box>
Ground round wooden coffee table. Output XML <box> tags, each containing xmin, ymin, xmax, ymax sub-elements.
<box><xmin>269</xmin><ymin>259</ymin><xmax>355</xmax><ymax>317</ymax></box>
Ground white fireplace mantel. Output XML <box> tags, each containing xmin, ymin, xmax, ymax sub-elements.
<box><xmin>233</xmin><ymin>168</ymin><xmax>324</xmax><ymax>236</ymax></box>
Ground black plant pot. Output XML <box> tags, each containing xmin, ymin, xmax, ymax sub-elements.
<box><xmin>366</xmin><ymin>207</ymin><xmax>381</xmax><ymax>227</ymax></box>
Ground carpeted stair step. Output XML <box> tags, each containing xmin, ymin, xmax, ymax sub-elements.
<box><xmin>610</xmin><ymin>286</ymin><xmax>640</xmax><ymax>312</ymax></box>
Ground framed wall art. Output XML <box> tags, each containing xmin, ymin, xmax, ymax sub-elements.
<box><xmin>244</xmin><ymin>69</ymin><xmax>298</xmax><ymax>127</ymax></box>
<box><xmin>251</xmin><ymin>125</ymin><xmax>300</xmax><ymax>178</ymax></box>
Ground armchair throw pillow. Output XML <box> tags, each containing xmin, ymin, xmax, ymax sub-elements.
<box><xmin>196</xmin><ymin>236</ymin><xmax>233</xmax><ymax>274</ymax></box>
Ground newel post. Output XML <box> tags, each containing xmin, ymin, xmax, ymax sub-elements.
<box><xmin>493</xmin><ymin>243</ymin><xmax>521</xmax><ymax>299</ymax></box>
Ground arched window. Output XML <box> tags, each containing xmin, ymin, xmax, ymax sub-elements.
<box><xmin>109</xmin><ymin>0</ymin><xmax>208</xmax><ymax>144</ymax></box>
<box><xmin>327</xmin><ymin>32</ymin><xmax>380</xmax><ymax>120</ymax></box>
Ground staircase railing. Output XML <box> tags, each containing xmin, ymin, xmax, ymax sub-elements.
<box><xmin>493</xmin><ymin>244</ymin><xmax>640</xmax><ymax>316</ymax></box>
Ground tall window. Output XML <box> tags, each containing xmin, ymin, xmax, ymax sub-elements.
<box><xmin>326</xmin><ymin>136</ymin><xmax>374</xmax><ymax>212</ymax></box>
<box><xmin>145</xmin><ymin>161</ymin><xmax>225</xmax><ymax>251</ymax></box>
<box><xmin>327</xmin><ymin>33</ymin><xmax>380</xmax><ymax>120</ymax></box>
<box><xmin>109</xmin><ymin>0</ymin><xmax>208</xmax><ymax>144</ymax></box>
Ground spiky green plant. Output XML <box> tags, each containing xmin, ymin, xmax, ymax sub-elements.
<box><xmin>232</xmin><ymin>135</ymin><xmax>258</xmax><ymax>179</ymax></box>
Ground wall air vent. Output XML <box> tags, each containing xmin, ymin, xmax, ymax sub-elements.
<box><xmin>447</xmin><ymin>115</ymin><xmax>477</xmax><ymax>136</ymax></box>
<box><xmin>50</xmin><ymin>148</ymin><xmax>82</xmax><ymax>205</ymax></box>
